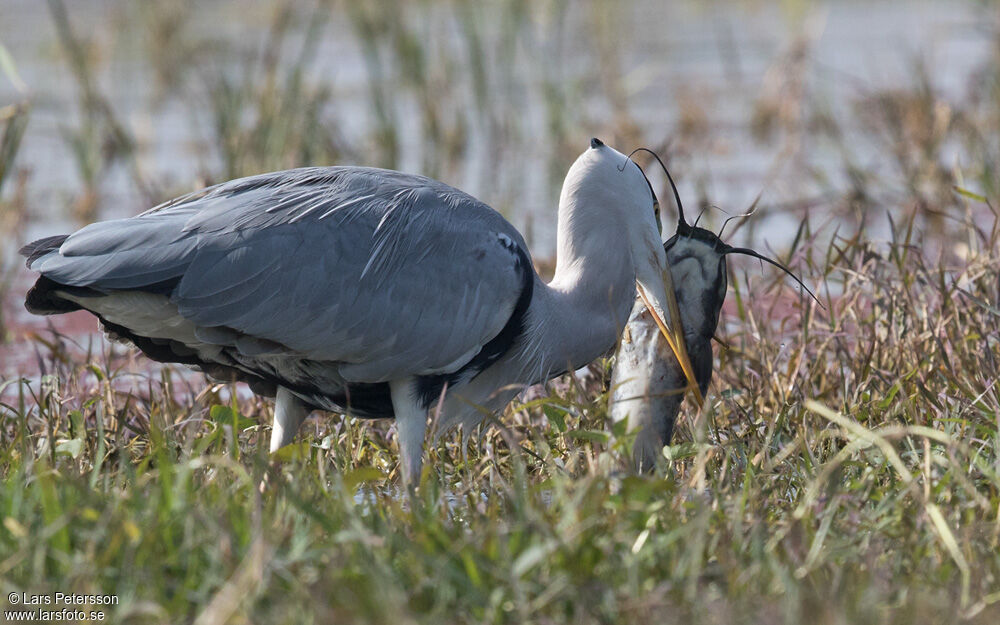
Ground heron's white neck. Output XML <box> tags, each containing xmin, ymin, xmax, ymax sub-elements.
<box><xmin>522</xmin><ymin>196</ymin><xmax>637</xmax><ymax>380</ymax></box>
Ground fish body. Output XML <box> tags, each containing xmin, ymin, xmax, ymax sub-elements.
<box><xmin>610</xmin><ymin>231</ymin><xmax>728</xmax><ymax>470</ymax></box>
<box><xmin>609</xmin><ymin>153</ymin><xmax>819</xmax><ymax>472</ymax></box>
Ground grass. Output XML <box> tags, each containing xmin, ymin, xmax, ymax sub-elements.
<box><xmin>2</xmin><ymin>1</ymin><xmax>1000</xmax><ymax>623</ymax></box>
<box><xmin>0</xmin><ymin>40</ymin><xmax>29</xmax><ymax>345</ymax></box>
<box><xmin>1</xmin><ymin>210</ymin><xmax>997</xmax><ymax>624</ymax></box>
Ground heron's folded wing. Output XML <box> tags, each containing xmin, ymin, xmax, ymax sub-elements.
<box><xmin>34</xmin><ymin>207</ymin><xmax>201</xmax><ymax>289</ymax></box>
<box><xmin>32</xmin><ymin>167</ymin><xmax>531</xmax><ymax>383</ymax></box>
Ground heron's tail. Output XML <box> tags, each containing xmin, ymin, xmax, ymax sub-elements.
<box><xmin>20</xmin><ymin>235</ymin><xmax>93</xmax><ymax>315</ymax></box>
<box><xmin>20</xmin><ymin>234</ymin><xmax>69</xmax><ymax>266</ymax></box>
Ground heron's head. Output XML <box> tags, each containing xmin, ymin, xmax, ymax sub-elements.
<box><xmin>559</xmin><ymin>138</ymin><xmax>668</xmax><ymax>310</ymax></box>
<box><xmin>561</xmin><ymin>138</ymin><xmax>661</xmax><ymax>241</ymax></box>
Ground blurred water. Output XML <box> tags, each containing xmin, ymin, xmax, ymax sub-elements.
<box><xmin>1</xmin><ymin>1</ymin><xmax>991</xmax><ymax>245</ymax></box>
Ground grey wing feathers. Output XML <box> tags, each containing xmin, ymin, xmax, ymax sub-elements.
<box><xmin>27</xmin><ymin>167</ymin><xmax>530</xmax><ymax>383</ymax></box>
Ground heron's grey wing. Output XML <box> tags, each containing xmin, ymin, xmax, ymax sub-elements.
<box><xmin>31</xmin><ymin>167</ymin><xmax>532</xmax><ymax>383</ymax></box>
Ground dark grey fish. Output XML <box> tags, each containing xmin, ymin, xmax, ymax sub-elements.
<box><xmin>610</xmin><ymin>151</ymin><xmax>821</xmax><ymax>471</ymax></box>
<box><xmin>610</xmin><ymin>227</ymin><xmax>727</xmax><ymax>471</ymax></box>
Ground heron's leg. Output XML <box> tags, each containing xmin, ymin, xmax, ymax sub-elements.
<box><xmin>389</xmin><ymin>378</ymin><xmax>427</xmax><ymax>486</ymax></box>
<box><xmin>270</xmin><ymin>386</ymin><xmax>310</xmax><ymax>453</ymax></box>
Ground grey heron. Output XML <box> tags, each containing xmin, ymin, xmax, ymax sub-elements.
<box><xmin>21</xmin><ymin>138</ymin><xmax>674</xmax><ymax>483</ymax></box>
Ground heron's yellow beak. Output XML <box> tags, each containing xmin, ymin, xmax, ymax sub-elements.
<box><xmin>634</xmin><ymin>243</ymin><xmax>705</xmax><ymax>409</ymax></box>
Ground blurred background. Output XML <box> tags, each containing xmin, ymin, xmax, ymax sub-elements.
<box><xmin>0</xmin><ymin>0</ymin><xmax>997</xmax><ymax>375</ymax></box>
